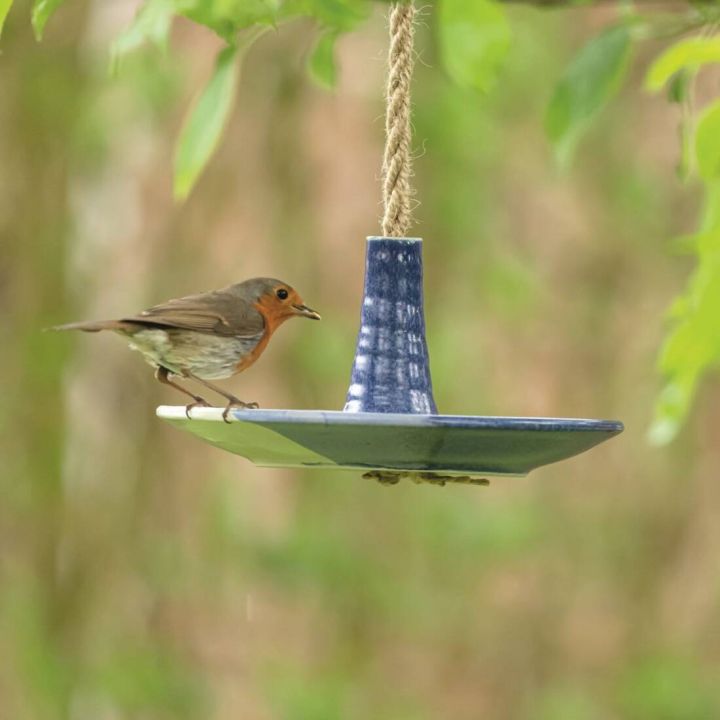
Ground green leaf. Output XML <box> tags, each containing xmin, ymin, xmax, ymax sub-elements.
<box><xmin>648</xmin><ymin>377</ymin><xmax>698</xmax><ymax>446</ymax></box>
<box><xmin>646</xmin><ymin>37</ymin><xmax>720</xmax><ymax>92</ymax></box>
<box><xmin>174</xmin><ymin>44</ymin><xmax>243</xmax><ymax>200</ymax></box>
<box><xmin>0</xmin><ymin>0</ymin><xmax>13</xmax><ymax>38</ymax></box>
<box><xmin>304</xmin><ymin>0</ymin><xmax>371</xmax><ymax>32</ymax></box>
<box><xmin>650</xmin><ymin>182</ymin><xmax>720</xmax><ymax>444</ymax></box>
<box><xmin>111</xmin><ymin>0</ymin><xmax>174</xmax><ymax>74</ymax></box>
<box><xmin>176</xmin><ymin>0</ymin><xmax>277</xmax><ymax>40</ymax></box>
<box><xmin>31</xmin><ymin>0</ymin><xmax>65</xmax><ymax>40</ymax></box>
<box><xmin>438</xmin><ymin>0</ymin><xmax>511</xmax><ymax>93</ymax></box>
<box><xmin>677</xmin><ymin>124</ymin><xmax>692</xmax><ymax>182</ymax></box>
<box><xmin>667</xmin><ymin>69</ymin><xmax>691</xmax><ymax>105</ymax></box>
<box><xmin>695</xmin><ymin>100</ymin><xmax>720</xmax><ymax>182</ymax></box>
<box><xmin>308</xmin><ymin>31</ymin><xmax>339</xmax><ymax>90</ymax></box>
<box><xmin>545</xmin><ymin>25</ymin><xmax>632</xmax><ymax>165</ymax></box>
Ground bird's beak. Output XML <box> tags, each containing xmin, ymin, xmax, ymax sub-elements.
<box><xmin>292</xmin><ymin>303</ymin><xmax>321</xmax><ymax>320</ymax></box>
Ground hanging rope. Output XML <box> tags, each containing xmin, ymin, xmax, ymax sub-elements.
<box><xmin>381</xmin><ymin>1</ymin><xmax>416</xmax><ymax>238</ymax></box>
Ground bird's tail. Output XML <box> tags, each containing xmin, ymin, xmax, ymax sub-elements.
<box><xmin>50</xmin><ymin>319</ymin><xmax>125</xmax><ymax>333</ymax></box>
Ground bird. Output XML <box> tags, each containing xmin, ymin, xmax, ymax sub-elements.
<box><xmin>53</xmin><ymin>277</ymin><xmax>320</xmax><ymax>421</ymax></box>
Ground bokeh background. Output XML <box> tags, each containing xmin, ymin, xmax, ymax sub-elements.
<box><xmin>2</xmin><ymin>2</ymin><xmax>720</xmax><ymax>718</ymax></box>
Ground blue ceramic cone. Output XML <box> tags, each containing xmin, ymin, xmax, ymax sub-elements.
<box><xmin>344</xmin><ymin>237</ymin><xmax>438</xmax><ymax>414</ymax></box>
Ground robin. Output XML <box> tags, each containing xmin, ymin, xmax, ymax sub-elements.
<box><xmin>53</xmin><ymin>277</ymin><xmax>320</xmax><ymax>421</ymax></box>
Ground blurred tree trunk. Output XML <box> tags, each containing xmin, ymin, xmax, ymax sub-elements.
<box><xmin>0</xmin><ymin>4</ymin><xmax>90</xmax><ymax>719</ymax></box>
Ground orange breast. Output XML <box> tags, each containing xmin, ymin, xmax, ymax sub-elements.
<box><xmin>232</xmin><ymin>299</ymin><xmax>292</xmax><ymax>374</ymax></box>
<box><xmin>233</xmin><ymin>330</ymin><xmax>271</xmax><ymax>373</ymax></box>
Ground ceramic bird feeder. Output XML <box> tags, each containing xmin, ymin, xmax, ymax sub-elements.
<box><xmin>157</xmin><ymin>235</ymin><xmax>622</xmax><ymax>483</ymax></box>
<box><xmin>157</xmin><ymin>2</ymin><xmax>623</xmax><ymax>483</ymax></box>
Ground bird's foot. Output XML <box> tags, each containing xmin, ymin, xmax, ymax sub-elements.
<box><xmin>222</xmin><ymin>399</ymin><xmax>260</xmax><ymax>423</ymax></box>
<box><xmin>185</xmin><ymin>398</ymin><xmax>211</xmax><ymax>419</ymax></box>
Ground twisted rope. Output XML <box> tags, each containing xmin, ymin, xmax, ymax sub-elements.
<box><xmin>381</xmin><ymin>2</ymin><xmax>416</xmax><ymax>238</ymax></box>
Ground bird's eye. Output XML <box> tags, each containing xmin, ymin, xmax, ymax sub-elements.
<box><xmin>276</xmin><ymin>288</ymin><xmax>289</xmax><ymax>300</ymax></box>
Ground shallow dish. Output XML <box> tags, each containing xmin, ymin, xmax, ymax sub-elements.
<box><xmin>157</xmin><ymin>407</ymin><xmax>623</xmax><ymax>477</ymax></box>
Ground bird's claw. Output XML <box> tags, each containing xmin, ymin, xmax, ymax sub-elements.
<box><xmin>222</xmin><ymin>400</ymin><xmax>259</xmax><ymax>423</ymax></box>
<box><xmin>185</xmin><ymin>399</ymin><xmax>210</xmax><ymax>419</ymax></box>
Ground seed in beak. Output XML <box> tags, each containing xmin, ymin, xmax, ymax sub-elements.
<box><xmin>292</xmin><ymin>304</ymin><xmax>321</xmax><ymax>320</ymax></box>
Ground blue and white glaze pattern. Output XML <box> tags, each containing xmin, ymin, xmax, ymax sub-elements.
<box><xmin>344</xmin><ymin>237</ymin><xmax>438</xmax><ymax>413</ymax></box>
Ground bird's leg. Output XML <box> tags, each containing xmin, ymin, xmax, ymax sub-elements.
<box><xmin>155</xmin><ymin>367</ymin><xmax>210</xmax><ymax>418</ymax></box>
<box><xmin>185</xmin><ymin>373</ymin><xmax>259</xmax><ymax>423</ymax></box>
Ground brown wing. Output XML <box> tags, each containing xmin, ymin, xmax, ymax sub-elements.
<box><xmin>122</xmin><ymin>290</ymin><xmax>265</xmax><ymax>338</ymax></box>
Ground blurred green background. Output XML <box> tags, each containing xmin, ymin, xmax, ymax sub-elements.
<box><xmin>2</xmin><ymin>2</ymin><xmax>720</xmax><ymax>719</ymax></box>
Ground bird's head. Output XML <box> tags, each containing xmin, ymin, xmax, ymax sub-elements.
<box><xmin>233</xmin><ymin>277</ymin><xmax>321</xmax><ymax>328</ymax></box>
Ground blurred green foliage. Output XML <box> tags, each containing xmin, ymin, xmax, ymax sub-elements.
<box><xmin>306</xmin><ymin>30</ymin><xmax>338</xmax><ymax>89</ymax></box>
<box><xmin>6</xmin><ymin>0</ymin><xmax>720</xmax><ymax>440</ymax></box>
<box><xmin>0</xmin><ymin>0</ymin><xmax>12</xmax><ymax>33</ymax></box>
<box><xmin>438</xmin><ymin>0</ymin><xmax>510</xmax><ymax>93</ymax></box>
<box><xmin>174</xmin><ymin>43</ymin><xmax>244</xmax><ymax>199</ymax></box>
<box><xmin>545</xmin><ymin>24</ymin><xmax>632</xmax><ymax>166</ymax></box>
<box><xmin>3</xmin><ymin>0</ymin><xmax>720</xmax><ymax>719</ymax></box>
<box><xmin>645</xmin><ymin>38</ymin><xmax>720</xmax><ymax>443</ymax></box>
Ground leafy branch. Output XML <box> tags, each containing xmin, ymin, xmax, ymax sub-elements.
<box><xmin>5</xmin><ymin>0</ymin><xmax>720</xmax><ymax>441</ymax></box>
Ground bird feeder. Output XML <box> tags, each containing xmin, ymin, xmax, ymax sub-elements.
<box><xmin>157</xmin><ymin>4</ymin><xmax>623</xmax><ymax>484</ymax></box>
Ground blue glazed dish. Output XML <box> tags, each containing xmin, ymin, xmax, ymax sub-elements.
<box><xmin>158</xmin><ymin>236</ymin><xmax>624</xmax><ymax>477</ymax></box>
<box><xmin>156</xmin><ymin>407</ymin><xmax>623</xmax><ymax>476</ymax></box>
